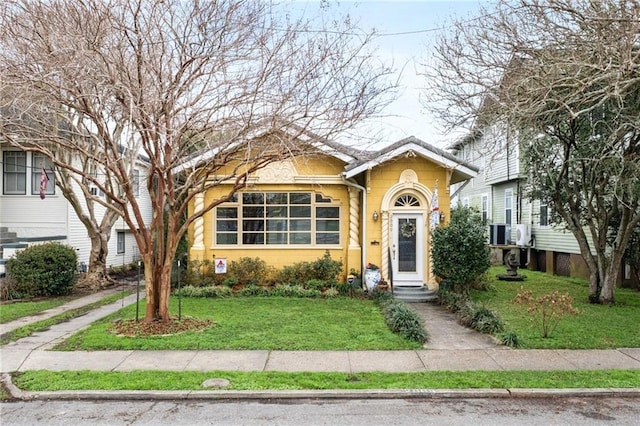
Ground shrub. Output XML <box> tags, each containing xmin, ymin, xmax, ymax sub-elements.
<box><xmin>184</xmin><ymin>260</ymin><xmax>218</xmax><ymax>287</ymax></box>
<box><xmin>311</xmin><ymin>251</ymin><xmax>343</xmax><ymax>283</ymax></box>
<box><xmin>431</xmin><ymin>206</ymin><xmax>490</xmax><ymax>295</ymax></box>
<box><xmin>236</xmin><ymin>285</ymin><xmax>270</xmax><ymax>297</ymax></box>
<box><xmin>176</xmin><ymin>285</ymin><xmax>232</xmax><ymax>298</ymax></box>
<box><xmin>497</xmin><ymin>332</ymin><xmax>520</xmax><ymax>348</ymax></box>
<box><xmin>6</xmin><ymin>243</ymin><xmax>77</xmax><ymax>297</ymax></box>
<box><xmin>513</xmin><ymin>288</ymin><xmax>579</xmax><ymax>338</ymax></box>
<box><xmin>322</xmin><ymin>287</ymin><xmax>339</xmax><ymax>298</ymax></box>
<box><xmin>270</xmin><ymin>284</ymin><xmax>321</xmax><ymax>298</ymax></box>
<box><xmin>305</xmin><ymin>279</ymin><xmax>327</xmax><ymax>291</ymax></box>
<box><xmin>381</xmin><ymin>299</ymin><xmax>428</xmax><ymax>343</ymax></box>
<box><xmin>438</xmin><ymin>286</ymin><xmax>506</xmax><ymax>337</ymax></box>
<box><xmin>228</xmin><ymin>257</ymin><xmax>274</xmax><ymax>287</ymax></box>
<box><xmin>277</xmin><ymin>251</ymin><xmax>343</xmax><ymax>285</ymax></box>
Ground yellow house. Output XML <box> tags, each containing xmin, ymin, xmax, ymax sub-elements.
<box><xmin>188</xmin><ymin>135</ymin><xmax>477</xmax><ymax>292</ymax></box>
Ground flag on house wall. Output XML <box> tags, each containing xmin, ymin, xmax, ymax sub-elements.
<box><xmin>39</xmin><ymin>168</ymin><xmax>49</xmax><ymax>199</ymax></box>
<box><xmin>430</xmin><ymin>182</ymin><xmax>440</xmax><ymax>230</ymax></box>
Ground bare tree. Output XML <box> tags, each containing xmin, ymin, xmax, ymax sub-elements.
<box><xmin>424</xmin><ymin>0</ymin><xmax>640</xmax><ymax>304</ymax></box>
<box><xmin>0</xmin><ymin>0</ymin><xmax>395</xmax><ymax>321</ymax></box>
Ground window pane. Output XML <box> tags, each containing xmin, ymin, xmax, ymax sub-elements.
<box><xmin>243</xmin><ymin>193</ymin><xmax>263</xmax><ymax>204</ymax></box>
<box><xmin>266</xmin><ymin>206</ymin><xmax>287</xmax><ymax>217</ymax></box>
<box><xmin>243</xmin><ymin>206</ymin><xmax>264</xmax><ymax>218</ymax></box>
<box><xmin>266</xmin><ymin>219</ymin><xmax>287</xmax><ymax>231</ymax></box>
<box><xmin>290</xmin><ymin>193</ymin><xmax>311</xmax><ymax>204</ymax></box>
<box><xmin>290</xmin><ymin>233</ymin><xmax>311</xmax><ymax>244</ymax></box>
<box><xmin>315</xmin><ymin>194</ymin><xmax>331</xmax><ymax>203</ymax></box>
<box><xmin>290</xmin><ymin>219</ymin><xmax>310</xmax><ymax>231</ymax></box>
<box><xmin>31</xmin><ymin>154</ymin><xmax>55</xmax><ymax>195</ymax></box>
<box><xmin>266</xmin><ymin>193</ymin><xmax>287</xmax><ymax>204</ymax></box>
<box><xmin>316</xmin><ymin>207</ymin><xmax>339</xmax><ymax>218</ymax></box>
<box><xmin>217</xmin><ymin>207</ymin><xmax>237</xmax><ymax>218</ymax></box>
<box><xmin>243</xmin><ymin>219</ymin><xmax>264</xmax><ymax>231</ymax></box>
<box><xmin>243</xmin><ymin>233</ymin><xmax>264</xmax><ymax>244</ymax></box>
<box><xmin>316</xmin><ymin>233</ymin><xmax>339</xmax><ymax>245</ymax></box>
<box><xmin>290</xmin><ymin>206</ymin><xmax>311</xmax><ymax>217</ymax></box>
<box><xmin>216</xmin><ymin>220</ymin><xmax>237</xmax><ymax>232</ymax></box>
<box><xmin>3</xmin><ymin>151</ymin><xmax>26</xmax><ymax>194</ymax></box>
<box><xmin>216</xmin><ymin>233</ymin><xmax>237</xmax><ymax>244</ymax></box>
<box><xmin>316</xmin><ymin>219</ymin><xmax>339</xmax><ymax>231</ymax></box>
<box><xmin>267</xmin><ymin>233</ymin><xmax>287</xmax><ymax>244</ymax></box>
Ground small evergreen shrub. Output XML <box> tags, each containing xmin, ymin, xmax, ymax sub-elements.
<box><xmin>438</xmin><ymin>287</ymin><xmax>506</xmax><ymax>337</ymax></box>
<box><xmin>381</xmin><ymin>299</ymin><xmax>428</xmax><ymax>343</ymax></box>
<box><xmin>431</xmin><ymin>206</ymin><xmax>490</xmax><ymax>295</ymax></box>
<box><xmin>497</xmin><ymin>332</ymin><xmax>520</xmax><ymax>348</ymax></box>
<box><xmin>305</xmin><ymin>279</ymin><xmax>327</xmax><ymax>291</ymax></box>
<box><xmin>222</xmin><ymin>276</ymin><xmax>238</xmax><ymax>288</ymax></box>
<box><xmin>176</xmin><ymin>285</ymin><xmax>232</xmax><ymax>298</ymax></box>
<box><xmin>228</xmin><ymin>257</ymin><xmax>274</xmax><ymax>287</ymax></box>
<box><xmin>236</xmin><ymin>285</ymin><xmax>270</xmax><ymax>297</ymax></box>
<box><xmin>276</xmin><ymin>251</ymin><xmax>342</xmax><ymax>285</ymax></box>
<box><xmin>6</xmin><ymin>242</ymin><xmax>77</xmax><ymax>297</ymax></box>
<box><xmin>322</xmin><ymin>287</ymin><xmax>339</xmax><ymax>298</ymax></box>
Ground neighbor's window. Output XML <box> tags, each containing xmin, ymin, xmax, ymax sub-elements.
<box><xmin>31</xmin><ymin>153</ymin><xmax>55</xmax><ymax>196</ymax></box>
<box><xmin>215</xmin><ymin>192</ymin><xmax>340</xmax><ymax>246</ymax></box>
<box><xmin>540</xmin><ymin>199</ymin><xmax>550</xmax><ymax>226</ymax></box>
<box><xmin>505</xmin><ymin>189</ymin><xmax>513</xmax><ymax>226</ymax></box>
<box><xmin>481</xmin><ymin>194</ymin><xmax>488</xmax><ymax>222</ymax></box>
<box><xmin>117</xmin><ymin>232</ymin><xmax>125</xmax><ymax>254</ymax></box>
<box><xmin>3</xmin><ymin>151</ymin><xmax>27</xmax><ymax>194</ymax></box>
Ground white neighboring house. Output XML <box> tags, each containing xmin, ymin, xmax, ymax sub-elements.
<box><xmin>449</xmin><ymin>125</ymin><xmax>638</xmax><ymax>288</ymax></box>
<box><xmin>0</xmin><ymin>145</ymin><xmax>152</xmax><ymax>276</ymax></box>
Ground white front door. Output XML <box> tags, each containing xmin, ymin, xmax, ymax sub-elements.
<box><xmin>391</xmin><ymin>213</ymin><xmax>424</xmax><ymax>286</ymax></box>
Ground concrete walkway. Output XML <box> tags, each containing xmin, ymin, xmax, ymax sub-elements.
<box><xmin>2</xmin><ymin>289</ymin><xmax>640</xmax><ymax>375</ymax></box>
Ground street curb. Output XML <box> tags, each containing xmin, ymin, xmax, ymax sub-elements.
<box><xmin>4</xmin><ymin>374</ymin><xmax>639</xmax><ymax>401</ymax></box>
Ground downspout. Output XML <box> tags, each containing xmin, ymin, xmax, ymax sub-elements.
<box><xmin>342</xmin><ymin>176</ymin><xmax>367</xmax><ymax>278</ymax></box>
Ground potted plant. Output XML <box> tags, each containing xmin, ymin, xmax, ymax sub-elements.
<box><xmin>377</xmin><ymin>278</ymin><xmax>389</xmax><ymax>290</ymax></box>
<box><xmin>364</xmin><ymin>263</ymin><xmax>381</xmax><ymax>291</ymax></box>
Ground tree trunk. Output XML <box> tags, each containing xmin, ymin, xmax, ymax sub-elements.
<box><xmin>143</xmin><ymin>257</ymin><xmax>157</xmax><ymax>324</ymax></box>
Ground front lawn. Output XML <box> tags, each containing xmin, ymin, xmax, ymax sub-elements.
<box><xmin>56</xmin><ymin>297</ymin><xmax>421</xmax><ymax>351</ymax></box>
<box><xmin>471</xmin><ymin>267</ymin><xmax>640</xmax><ymax>349</ymax></box>
<box><xmin>1</xmin><ymin>298</ymin><xmax>70</xmax><ymax>324</ymax></box>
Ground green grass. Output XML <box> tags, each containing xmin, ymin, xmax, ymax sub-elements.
<box><xmin>56</xmin><ymin>297</ymin><xmax>421</xmax><ymax>351</ymax></box>
<box><xmin>471</xmin><ymin>267</ymin><xmax>640</xmax><ymax>349</ymax></box>
<box><xmin>13</xmin><ymin>369</ymin><xmax>640</xmax><ymax>391</ymax></box>
<box><xmin>1</xmin><ymin>298</ymin><xmax>72</xmax><ymax>324</ymax></box>
<box><xmin>0</xmin><ymin>290</ymin><xmax>134</xmax><ymax>345</ymax></box>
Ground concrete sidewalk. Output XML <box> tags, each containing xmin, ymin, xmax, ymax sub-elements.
<box><xmin>2</xmin><ymin>290</ymin><xmax>640</xmax><ymax>374</ymax></box>
<box><xmin>1</xmin><ymin>288</ymin><xmax>639</xmax><ymax>400</ymax></box>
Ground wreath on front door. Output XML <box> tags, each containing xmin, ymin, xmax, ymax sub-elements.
<box><xmin>400</xmin><ymin>221</ymin><xmax>416</xmax><ymax>238</ymax></box>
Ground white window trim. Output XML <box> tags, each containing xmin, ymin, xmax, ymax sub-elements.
<box><xmin>116</xmin><ymin>232</ymin><xmax>125</xmax><ymax>254</ymax></box>
<box><xmin>505</xmin><ymin>188</ymin><xmax>513</xmax><ymax>226</ymax></box>
<box><xmin>214</xmin><ymin>191</ymin><xmax>341</xmax><ymax>247</ymax></box>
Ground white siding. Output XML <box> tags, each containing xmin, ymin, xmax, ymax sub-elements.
<box><xmin>1</xmin><ymin>147</ymin><xmax>68</xmax><ymax>237</ymax></box>
<box><xmin>2</xmin><ymin>146</ymin><xmax>153</xmax><ymax>269</ymax></box>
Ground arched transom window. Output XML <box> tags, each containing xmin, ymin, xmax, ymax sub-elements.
<box><xmin>394</xmin><ymin>194</ymin><xmax>420</xmax><ymax>207</ymax></box>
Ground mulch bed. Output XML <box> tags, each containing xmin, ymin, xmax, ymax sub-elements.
<box><xmin>109</xmin><ymin>318</ymin><xmax>216</xmax><ymax>337</ymax></box>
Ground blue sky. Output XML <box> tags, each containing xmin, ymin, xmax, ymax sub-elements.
<box><xmin>287</xmin><ymin>0</ymin><xmax>494</xmax><ymax>148</ymax></box>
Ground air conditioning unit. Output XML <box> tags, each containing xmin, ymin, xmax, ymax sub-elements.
<box><xmin>516</xmin><ymin>224</ymin><xmax>531</xmax><ymax>246</ymax></box>
<box><xmin>489</xmin><ymin>224</ymin><xmax>509</xmax><ymax>245</ymax></box>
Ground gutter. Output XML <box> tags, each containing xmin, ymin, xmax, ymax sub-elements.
<box><xmin>342</xmin><ymin>176</ymin><xmax>367</xmax><ymax>278</ymax></box>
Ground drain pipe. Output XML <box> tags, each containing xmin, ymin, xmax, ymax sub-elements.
<box><xmin>342</xmin><ymin>176</ymin><xmax>367</xmax><ymax>279</ymax></box>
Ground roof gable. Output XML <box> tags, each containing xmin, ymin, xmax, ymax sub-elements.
<box><xmin>343</xmin><ymin>136</ymin><xmax>478</xmax><ymax>183</ymax></box>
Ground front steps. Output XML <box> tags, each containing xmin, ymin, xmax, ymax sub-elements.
<box><xmin>392</xmin><ymin>285</ymin><xmax>438</xmax><ymax>303</ymax></box>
